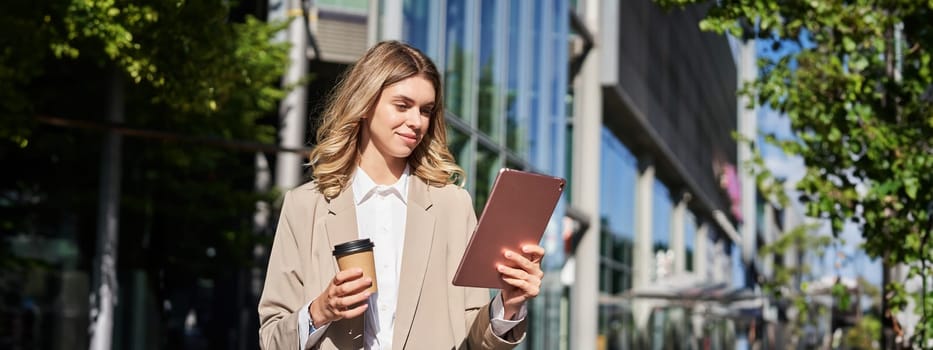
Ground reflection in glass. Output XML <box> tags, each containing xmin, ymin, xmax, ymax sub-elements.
<box><xmin>599</xmin><ymin>127</ymin><xmax>637</xmax><ymax>239</ymax></box>
<box><xmin>505</xmin><ymin>0</ymin><xmax>525</xmax><ymax>156</ymax></box>
<box><xmin>598</xmin><ymin>129</ymin><xmax>636</xmax><ymax>350</ymax></box>
<box><xmin>444</xmin><ymin>0</ymin><xmax>469</xmax><ymax>120</ymax></box>
<box><xmin>527</xmin><ymin>2</ymin><xmax>543</xmax><ymax>163</ymax></box>
<box><xmin>598</xmin><ymin>127</ymin><xmax>638</xmax><ymax>296</ymax></box>
<box><xmin>474</xmin><ymin>144</ymin><xmax>499</xmax><ymax>214</ymax></box>
<box><xmin>477</xmin><ymin>0</ymin><xmax>500</xmax><ymax>137</ymax></box>
<box><xmin>651</xmin><ymin>180</ymin><xmax>672</xmax><ymax>281</ymax></box>
<box><xmin>403</xmin><ymin>0</ymin><xmax>434</xmax><ymax>57</ymax></box>
<box><xmin>446</xmin><ymin>124</ymin><xmax>470</xmax><ymax>177</ymax></box>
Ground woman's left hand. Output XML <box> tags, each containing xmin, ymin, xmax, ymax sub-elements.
<box><xmin>497</xmin><ymin>244</ymin><xmax>545</xmax><ymax>320</ymax></box>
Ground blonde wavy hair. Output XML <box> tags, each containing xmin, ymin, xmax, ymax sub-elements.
<box><xmin>308</xmin><ymin>40</ymin><xmax>465</xmax><ymax>200</ymax></box>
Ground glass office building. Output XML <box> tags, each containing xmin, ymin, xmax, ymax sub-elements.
<box><xmin>589</xmin><ymin>0</ymin><xmax>744</xmax><ymax>347</ymax></box>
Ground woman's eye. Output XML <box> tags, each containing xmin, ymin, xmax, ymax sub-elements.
<box><xmin>395</xmin><ymin>104</ymin><xmax>409</xmax><ymax>111</ymax></box>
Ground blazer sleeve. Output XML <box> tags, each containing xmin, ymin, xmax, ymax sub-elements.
<box><xmin>258</xmin><ymin>190</ymin><xmax>304</xmax><ymax>350</ymax></box>
<box><xmin>458</xmin><ymin>189</ymin><xmax>528</xmax><ymax>349</ymax></box>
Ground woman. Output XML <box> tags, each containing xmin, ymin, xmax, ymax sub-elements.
<box><xmin>258</xmin><ymin>41</ymin><xmax>545</xmax><ymax>349</ymax></box>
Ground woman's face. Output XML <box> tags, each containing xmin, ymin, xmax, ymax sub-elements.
<box><xmin>361</xmin><ymin>75</ymin><xmax>435</xmax><ymax>164</ymax></box>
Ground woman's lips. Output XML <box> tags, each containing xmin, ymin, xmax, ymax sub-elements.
<box><xmin>397</xmin><ymin>132</ymin><xmax>418</xmax><ymax>145</ymax></box>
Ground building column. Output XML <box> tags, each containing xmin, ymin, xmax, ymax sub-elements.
<box><xmin>695</xmin><ymin>222</ymin><xmax>709</xmax><ymax>280</ymax></box>
<box><xmin>738</xmin><ymin>39</ymin><xmax>758</xmax><ymax>266</ymax></box>
<box><xmin>380</xmin><ymin>0</ymin><xmax>403</xmax><ymax>40</ymax></box>
<box><xmin>568</xmin><ymin>1</ymin><xmax>602</xmax><ymax>348</ymax></box>
<box><xmin>670</xmin><ymin>191</ymin><xmax>689</xmax><ymax>275</ymax></box>
<box><xmin>89</xmin><ymin>67</ymin><xmax>124</xmax><ymax>350</ymax></box>
<box><xmin>275</xmin><ymin>0</ymin><xmax>309</xmax><ymax>191</ymax></box>
<box><xmin>632</xmin><ymin>157</ymin><xmax>655</xmax><ymax>332</ymax></box>
<box><xmin>633</xmin><ymin>157</ymin><xmax>655</xmax><ymax>289</ymax></box>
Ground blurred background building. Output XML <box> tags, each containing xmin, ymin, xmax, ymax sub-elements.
<box><xmin>1</xmin><ymin>0</ymin><xmax>842</xmax><ymax>349</ymax></box>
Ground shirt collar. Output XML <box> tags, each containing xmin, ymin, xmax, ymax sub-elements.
<box><xmin>352</xmin><ymin>165</ymin><xmax>410</xmax><ymax>205</ymax></box>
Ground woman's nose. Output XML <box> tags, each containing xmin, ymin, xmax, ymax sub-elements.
<box><xmin>406</xmin><ymin>110</ymin><xmax>423</xmax><ymax>129</ymax></box>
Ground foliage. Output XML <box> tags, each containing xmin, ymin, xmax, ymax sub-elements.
<box><xmin>844</xmin><ymin>314</ymin><xmax>882</xmax><ymax>349</ymax></box>
<box><xmin>0</xmin><ymin>0</ymin><xmax>290</xmax><ymax>347</ymax></box>
<box><xmin>757</xmin><ymin>223</ymin><xmax>829</xmax><ymax>294</ymax></box>
<box><xmin>656</xmin><ymin>0</ymin><xmax>933</xmax><ymax>346</ymax></box>
<box><xmin>756</xmin><ymin>222</ymin><xmax>829</xmax><ymax>344</ymax></box>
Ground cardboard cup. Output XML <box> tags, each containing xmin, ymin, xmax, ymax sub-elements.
<box><xmin>332</xmin><ymin>239</ymin><xmax>377</xmax><ymax>293</ymax></box>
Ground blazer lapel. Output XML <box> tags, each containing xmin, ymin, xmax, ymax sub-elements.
<box><xmin>322</xmin><ymin>187</ymin><xmax>365</xmax><ymax>346</ymax></box>
<box><xmin>323</xmin><ymin>186</ymin><xmax>360</xmax><ymax>247</ymax></box>
<box><xmin>392</xmin><ymin>177</ymin><xmax>436</xmax><ymax>349</ymax></box>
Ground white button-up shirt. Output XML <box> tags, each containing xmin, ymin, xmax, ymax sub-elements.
<box><xmin>351</xmin><ymin>166</ymin><xmax>408</xmax><ymax>349</ymax></box>
<box><xmin>297</xmin><ymin>166</ymin><xmax>525</xmax><ymax>349</ymax></box>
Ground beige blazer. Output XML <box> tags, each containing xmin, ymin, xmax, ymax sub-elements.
<box><xmin>258</xmin><ymin>176</ymin><xmax>527</xmax><ymax>349</ymax></box>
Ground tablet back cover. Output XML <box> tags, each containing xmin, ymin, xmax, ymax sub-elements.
<box><xmin>452</xmin><ymin>168</ymin><xmax>565</xmax><ymax>288</ymax></box>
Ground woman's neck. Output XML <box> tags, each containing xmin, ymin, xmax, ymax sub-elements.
<box><xmin>358</xmin><ymin>152</ymin><xmax>407</xmax><ymax>185</ymax></box>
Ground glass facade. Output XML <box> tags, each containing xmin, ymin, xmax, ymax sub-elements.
<box><xmin>402</xmin><ymin>0</ymin><xmax>439</xmax><ymax>57</ymax></box>
<box><xmin>404</xmin><ymin>0</ymin><xmax>567</xmax><ymax>212</ymax></box>
<box><xmin>474</xmin><ymin>143</ymin><xmax>499</xmax><ymax>214</ymax></box>
<box><xmin>505</xmin><ymin>0</ymin><xmax>527</xmax><ymax>157</ymax></box>
<box><xmin>598</xmin><ymin>124</ymin><xmax>735</xmax><ymax>349</ymax></box>
<box><xmin>443</xmin><ymin>0</ymin><xmax>470</xmax><ymax>122</ymax></box>
<box><xmin>598</xmin><ymin>127</ymin><xmax>637</xmax><ymax>295</ymax></box>
<box><xmin>476</xmin><ymin>0</ymin><xmax>502</xmax><ymax>137</ymax></box>
<box><xmin>652</xmin><ymin>180</ymin><xmax>672</xmax><ymax>252</ymax></box>
<box><xmin>598</xmin><ymin>127</ymin><xmax>638</xmax><ymax>348</ymax></box>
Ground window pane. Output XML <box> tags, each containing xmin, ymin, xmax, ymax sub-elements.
<box><xmin>446</xmin><ymin>124</ymin><xmax>470</xmax><ymax>174</ymax></box>
<box><xmin>652</xmin><ymin>180</ymin><xmax>671</xmax><ymax>252</ymax></box>
<box><xmin>505</xmin><ymin>0</ymin><xmax>525</xmax><ymax>155</ymax></box>
<box><xmin>599</xmin><ymin>127</ymin><xmax>637</xmax><ymax>295</ymax></box>
<box><xmin>685</xmin><ymin>212</ymin><xmax>696</xmax><ymax>272</ymax></box>
<box><xmin>444</xmin><ymin>0</ymin><xmax>469</xmax><ymax>120</ymax></box>
<box><xmin>651</xmin><ymin>180</ymin><xmax>672</xmax><ymax>280</ymax></box>
<box><xmin>599</xmin><ymin>127</ymin><xmax>637</xmax><ymax>239</ymax></box>
<box><xmin>476</xmin><ymin>0</ymin><xmax>500</xmax><ymax>137</ymax></box>
<box><xmin>527</xmin><ymin>2</ymin><xmax>543</xmax><ymax>163</ymax></box>
<box><xmin>473</xmin><ymin>144</ymin><xmax>499</xmax><ymax>214</ymax></box>
<box><xmin>403</xmin><ymin>0</ymin><xmax>434</xmax><ymax>56</ymax></box>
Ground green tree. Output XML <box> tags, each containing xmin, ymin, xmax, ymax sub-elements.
<box><xmin>0</xmin><ymin>0</ymin><xmax>289</xmax><ymax>348</ymax></box>
<box><xmin>655</xmin><ymin>0</ymin><xmax>933</xmax><ymax>347</ymax></box>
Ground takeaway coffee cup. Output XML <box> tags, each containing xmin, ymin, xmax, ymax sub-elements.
<box><xmin>332</xmin><ymin>238</ymin><xmax>377</xmax><ymax>293</ymax></box>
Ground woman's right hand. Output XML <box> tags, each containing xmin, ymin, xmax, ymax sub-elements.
<box><xmin>309</xmin><ymin>268</ymin><xmax>373</xmax><ymax>326</ymax></box>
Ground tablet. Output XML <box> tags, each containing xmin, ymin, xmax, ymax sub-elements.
<box><xmin>452</xmin><ymin>168</ymin><xmax>565</xmax><ymax>288</ymax></box>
